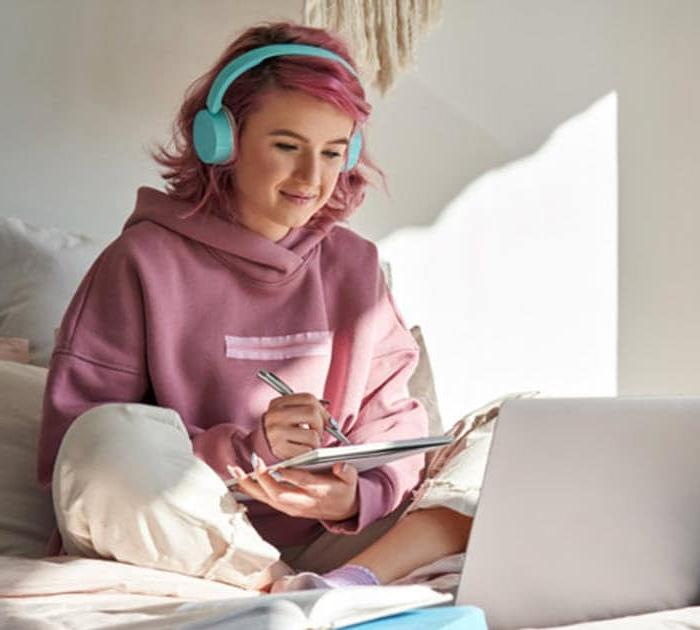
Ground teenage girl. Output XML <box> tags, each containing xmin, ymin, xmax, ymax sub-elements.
<box><xmin>38</xmin><ymin>21</ymin><xmax>473</xmax><ymax>591</ymax></box>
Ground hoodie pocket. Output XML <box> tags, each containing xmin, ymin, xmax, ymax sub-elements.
<box><xmin>224</xmin><ymin>330</ymin><xmax>333</xmax><ymax>360</ymax></box>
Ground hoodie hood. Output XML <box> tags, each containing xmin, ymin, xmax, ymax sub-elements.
<box><xmin>123</xmin><ymin>187</ymin><xmax>337</xmax><ymax>285</ymax></box>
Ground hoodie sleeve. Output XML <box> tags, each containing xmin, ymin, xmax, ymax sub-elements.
<box><xmin>322</xmin><ymin>269</ymin><xmax>430</xmax><ymax>535</ymax></box>
<box><xmin>37</xmin><ymin>240</ymin><xmax>151</xmax><ymax>489</ymax></box>
<box><xmin>190</xmin><ymin>417</ymin><xmax>281</xmax><ymax>478</ymax></box>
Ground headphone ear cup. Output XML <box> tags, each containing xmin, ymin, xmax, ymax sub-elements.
<box><xmin>343</xmin><ymin>130</ymin><xmax>362</xmax><ymax>172</ymax></box>
<box><xmin>193</xmin><ymin>107</ymin><xmax>236</xmax><ymax>164</ymax></box>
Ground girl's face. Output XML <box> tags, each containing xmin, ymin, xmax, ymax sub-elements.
<box><xmin>232</xmin><ymin>88</ymin><xmax>355</xmax><ymax>241</ymax></box>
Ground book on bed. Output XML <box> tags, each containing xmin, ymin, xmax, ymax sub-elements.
<box><xmin>162</xmin><ymin>585</ymin><xmax>458</xmax><ymax>629</ymax></box>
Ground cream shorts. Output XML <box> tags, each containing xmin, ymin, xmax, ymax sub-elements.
<box><xmin>52</xmin><ymin>403</ymin><xmax>286</xmax><ymax>590</ymax></box>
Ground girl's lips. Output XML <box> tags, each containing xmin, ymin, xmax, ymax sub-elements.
<box><xmin>280</xmin><ymin>191</ymin><xmax>315</xmax><ymax>203</ymax></box>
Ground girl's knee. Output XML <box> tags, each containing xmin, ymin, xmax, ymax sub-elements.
<box><xmin>53</xmin><ymin>403</ymin><xmax>194</xmax><ymax>513</ymax></box>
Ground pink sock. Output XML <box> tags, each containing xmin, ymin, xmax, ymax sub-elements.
<box><xmin>322</xmin><ymin>564</ymin><xmax>381</xmax><ymax>587</ymax></box>
<box><xmin>270</xmin><ymin>563</ymin><xmax>381</xmax><ymax>593</ymax></box>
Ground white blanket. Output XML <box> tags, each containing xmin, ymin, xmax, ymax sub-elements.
<box><xmin>0</xmin><ymin>555</ymin><xmax>255</xmax><ymax>628</ymax></box>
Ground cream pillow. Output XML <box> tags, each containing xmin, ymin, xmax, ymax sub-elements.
<box><xmin>0</xmin><ymin>217</ymin><xmax>103</xmax><ymax>367</ymax></box>
<box><xmin>0</xmin><ymin>361</ymin><xmax>56</xmax><ymax>557</ymax></box>
<box><xmin>0</xmin><ymin>337</ymin><xmax>30</xmax><ymax>363</ymax></box>
<box><xmin>408</xmin><ymin>325</ymin><xmax>443</xmax><ymax>436</ymax></box>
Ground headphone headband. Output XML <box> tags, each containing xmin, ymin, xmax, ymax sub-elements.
<box><xmin>193</xmin><ymin>43</ymin><xmax>363</xmax><ymax>170</ymax></box>
<box><xmin>206</xmin><ymin>43</ymin><xmax>359</xmax><ymax>113</ymax></box>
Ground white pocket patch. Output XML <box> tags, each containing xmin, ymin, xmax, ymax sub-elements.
<box><xmin>225</xmin><ymin>330</ymin><xmax>333</xmax><ymax>360</ymax></box>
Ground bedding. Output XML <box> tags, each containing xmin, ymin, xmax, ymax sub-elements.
<box><xmin>0</xmin><ymin>554</ymin><xmax>460</xmax><ymax>628</ymax></box>
<box><xmin>1</xmin><ymin>554</ymin><xmax>699</xmax><ymax>629</ymax></box>
<box><xmin>0</xmin><ymin>554</ymin><xmax>255</xmax><ymax>629</ymax></box>
<box><xmin>526</xmin><ymin>607</ymin><xmax>700</xmax><ymax>630</ymax></box>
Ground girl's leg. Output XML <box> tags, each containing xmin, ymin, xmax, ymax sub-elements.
<box><xmin>348</xmin><ymin>507</ymin><xmax>473</xmax><ymax>584</ymax></box>
<box><xmin>53</xmin><ymin>403</ymin><xmax>288</xmax><ymax>590</ymax></box>
<box><xmin>274</xmin><ymin>507</ymin><xmax>472</xmax><ymax>591</ymax></box>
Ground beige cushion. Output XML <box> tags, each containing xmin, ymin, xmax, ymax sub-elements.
<box><xmin>0</xmin><ymin>337</ymin><xmax>30</xmax><ymax>363</ymax></box>
<box><xmin>0</xmin><ymin>361</ymin><xmax>55</xmax><ymax>557</ymax></box>
<box><xmin>408</xmin><ymin>325</ymin><xmax>443</xmax><ymax>435</ymax></box>
<box><xmin>0</xmin><ymin>217</ymin><xmax>103</xmax><ymax>367</ymax></box>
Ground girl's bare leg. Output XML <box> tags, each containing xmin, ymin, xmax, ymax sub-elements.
<box><xmin>349</xmin><ymin>507</ymin><xmax>473</xmax><ymax>584</ymax></box>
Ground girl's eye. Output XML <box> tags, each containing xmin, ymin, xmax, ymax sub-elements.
<box><xmin>274</xmin><ymin>143</ymin><xmax>342</xmax><ymax>160</ymax></box>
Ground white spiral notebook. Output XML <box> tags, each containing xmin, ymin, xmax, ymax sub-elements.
<box><xmin>224</xmin><ymin>434</ymin><xmax>453</xmax><ymax>490</ymax></box>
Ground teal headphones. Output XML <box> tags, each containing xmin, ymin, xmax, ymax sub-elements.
<box><xmin>193</xmin><ymin>43</ymin><xmax>363</xmax><ymax>172</ymax></box>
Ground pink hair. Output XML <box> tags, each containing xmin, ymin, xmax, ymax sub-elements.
<box><xmin>148</xmin><ymin>21</ymin><xmax>387</xmax><ymax>226</ymax></box>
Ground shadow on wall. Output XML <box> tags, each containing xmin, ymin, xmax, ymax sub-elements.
<box><xmin>377</xmin><ymin>93</ymin><xmax>618</xmax><ymax>427</ymax></box>
<box><xmin>352</xmin><ymin>0</ymin><xmax>637</xmax><ymax>241</ymax></box>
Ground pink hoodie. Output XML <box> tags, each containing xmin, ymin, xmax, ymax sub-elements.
<box><xmin>38</xmin><ymin>187</ymin><xmax>428</xmax><ymax>548</ymax></box>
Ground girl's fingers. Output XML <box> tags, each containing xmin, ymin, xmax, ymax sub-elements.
<box><xmin>255</xmin><ymin>470</ymin><xmax>317</xmax><ymax>513</ymax></box>
<box><xmin>279</xmin><ymin>442</ymin><xmax>318</xmax><ymax>459</ymax></box>
<box><xmin>267</xmin><ymin>413</ymin><xmax>324</xmax><ymax>436</ymax></box>
<box><xmin>332</xmin><ymin>462</ymin><xmax>358</xmax><ymax>484</ymax></box>
<box><xmin>277</xmin><ymin>467</ymin><xmax>329</xmax><ymax>490</ymax></box>
<box><xmin>234</xmin><ymin>474</ymin><xmax>269</xmax><ymax>503</ymax></box>
<box><xmin>268</xmin><ymin>393</ymin><xmax>319</xmax><ymax>408</ymax></box>
<box><xmin>234</xmin><ymin>464</ymin><xmax>357</xmax><ymax>521</ymax></box>
<box><xmin>278</xmin><ymin>426</ymin><xmax>322</xmax><ymax>450</ymax></box>
<box><xmin>266</xmin><ymin>398</ymin><xmax>326</xmax><ymax>434</ymax></box>
<box><xmin>264</xmin><ymin>431</ymin><xmax>319</xmax><ymax>459</ymax></box>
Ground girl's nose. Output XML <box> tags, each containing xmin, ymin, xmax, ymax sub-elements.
<box><xmin>294</xmin><ymin>153</ymin><xmax>322</xmax><ymax>185</ymax></box>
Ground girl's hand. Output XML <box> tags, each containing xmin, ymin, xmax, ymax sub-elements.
<box><xmin>231</xmin><ymin>461</ymin><xmax>359</xmax><ymax>522</ymax></box>
<box><xmin>262</xmin><ymin>393</ymin><xmax>331</xmax><ymax>460</ymax></box>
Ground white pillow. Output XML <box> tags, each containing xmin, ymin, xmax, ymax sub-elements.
<box><xmin>0</xmin><ymin>360</ymin><xmax>55</xmax><ymax>557</ymax></box>
<box><xmin>0</xmin><ymin>217</ymin><xmax>103</xmax><ymax>367</ymax></box>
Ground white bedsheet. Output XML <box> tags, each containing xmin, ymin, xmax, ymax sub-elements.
<box><xmin>528</xmin><ymin>607</ymin><xmax>700</xmax><ymax>629</ymax></box>
<box><xmin>0</xmin><ymin>555</ymin><xmax>256</xmax><ymax>628</ymax></box>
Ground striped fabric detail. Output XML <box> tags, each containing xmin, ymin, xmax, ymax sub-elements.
<box><xmin>225</xmin><ymin>330</ymin><xmax>333</xmax><ymax>360</ymax></box>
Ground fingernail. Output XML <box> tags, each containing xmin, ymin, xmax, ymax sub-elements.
<box><xmin>228</xmin><ymin>465</ymin><xmax>244</xmax><ymax>480</ymax></box>
<box><xmin>251</xmin><ymin>452</ymin><xmax>262</xmax><ymax>471</ymax></box>
<box><xmin>269</xmin><ymin>470</ymin><xmax>284</xmax><ymax>482</ymax></box>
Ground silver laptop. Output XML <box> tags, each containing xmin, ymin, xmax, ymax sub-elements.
<box><xmin>456</xmin><ymin>396</ymin><xmax>700</xmax><ymax>629</ymax></box>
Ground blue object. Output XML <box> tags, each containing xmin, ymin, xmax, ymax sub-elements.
<box><xmin>343</xmin><ymin>605</ymin><xmax>488</xmax><ymax>629</ymax></box>
<box><xmin>193</xmin><ymin>43</ymin><xmax>363</xmax><ymax>171</ymax></box>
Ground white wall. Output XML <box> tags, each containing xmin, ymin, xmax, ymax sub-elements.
<box><xmin>0</xmin><ymin>0</ymin><xmax>297</xmax><ymax>240</ymax></box>
<box><xmin>377</xmin><ymin>93</ymin><xmax>618</xmax><ymax>422</ymax></box>
<box><xmin>2</xmin><ymin>1</ymin><xmax>700</xmax><ymax>423</ymax></box>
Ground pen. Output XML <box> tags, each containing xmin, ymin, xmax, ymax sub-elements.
<box><xmin>257</xmin><ymin>369</ymin><xmax>351</xmax><ymax>444</ymax></box>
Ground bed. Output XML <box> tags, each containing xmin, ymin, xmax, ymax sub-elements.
<box><xmin>1</xmin><ymin>215</ymin><xmax>699</xmax><ymax>629</ymax></box>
